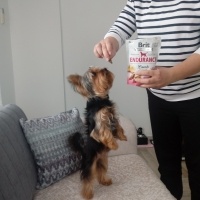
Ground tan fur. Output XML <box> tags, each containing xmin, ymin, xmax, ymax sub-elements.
<box><xmin>67</xmin><ymin>67</ymin><xmax>127</xmax><ymax>199</ymax></box>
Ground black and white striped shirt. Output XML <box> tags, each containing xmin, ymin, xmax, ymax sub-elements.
<box><xmin>105</xmin><ymin>0</ymin><xmax>200</xmax><ymax>101</ymax></box>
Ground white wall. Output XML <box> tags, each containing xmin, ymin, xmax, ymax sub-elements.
<box><xmin>6</xmin><ymin>0</ymin><xmax>152</xmax><ymax>136</ymax></box>
<box><xmin>0</xmin><ymin>86</ymin><xmax>3</xmax><ymax>109</ymax></box>
<box><xmin>0</xmin><ymin>0</ymin><xmax>15</xmax><ymax>105</ymax></box>
<box><xmin>61</xmin><ymin>0</ymin><xmax>152</xmax><ymax>136</ymax></box>
<box><xmin>8</xmin><ymin>0</ymin><xmax>65</xmax><ymax>118</ymax></box>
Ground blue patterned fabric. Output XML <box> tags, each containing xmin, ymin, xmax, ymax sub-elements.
<box><xmin>19</xmin><ymin>108</ymin><xmax>85</xmax><ymax>189</ymax></box>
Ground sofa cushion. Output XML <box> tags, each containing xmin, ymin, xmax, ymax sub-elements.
<box><xmin>34</xmin><ymin>154</ymin><xmax>175</xmax><ymax>200</ymax></box>
<box><xmin>19</xmin><ymin>108</ymin><xmax>85</xmax><ymax>189</ymax></box>
<box><xmin>0</xmin><ymin>104</ymin><xmax>37</xmax><ymax>200</ymax></box>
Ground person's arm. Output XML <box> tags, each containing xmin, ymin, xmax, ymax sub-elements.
<box><xmin>134</xmin><ymin>50</ymin><xmax>200</xmax><ymax>89</ymax></box>
<box><xmin>104</xmin><ymin>0</ymin><xmax>136</xmax><ymax>48</ymax></box>
<box><xmin>94</xmin><ymin>0</ymin><xmax>136</xmax><ymax>61</ymax></box>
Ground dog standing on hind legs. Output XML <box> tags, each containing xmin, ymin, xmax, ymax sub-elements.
<box><xmin>67</xmin><ymin>66</ymin><xmax>127</xmax><ymax>199</ymax></box>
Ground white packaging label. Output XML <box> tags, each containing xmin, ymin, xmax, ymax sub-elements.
<box><xmin>126</xmin><ymin>37</ymin><xmax>161</xmax><ymax>86</ymax></box>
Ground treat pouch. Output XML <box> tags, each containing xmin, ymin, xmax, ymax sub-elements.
<box><xmin>126</xmin><ymin>37</ymin><xmax>161</xmax><ymax>86</ymax></box>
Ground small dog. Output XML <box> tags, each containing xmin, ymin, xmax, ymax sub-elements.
<box><xmin>67</xmin><ymin>67</ymin><xmax>127</xmax><ymax>199</ymax></box>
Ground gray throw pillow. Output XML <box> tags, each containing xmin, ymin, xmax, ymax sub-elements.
<box><xmin>19</xmin><ymin>108</ymin><xmax>84</xmax><ymax>189</ymax></box>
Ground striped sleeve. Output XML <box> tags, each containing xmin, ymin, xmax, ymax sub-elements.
<box><xmin>104</xmin><ymin>0</ymin><xmax>136</xmax><ymax>47</ymax></box>
<box><xmin>195</xmin><ymin>48</ymin><xmax>200</xmax><ymax>54</ymax></box>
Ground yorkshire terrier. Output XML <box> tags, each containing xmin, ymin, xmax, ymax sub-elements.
<box><xmin>67</xmin><ymin>66</ymin><xmax>127</xmax><ymax>199</ymax></box>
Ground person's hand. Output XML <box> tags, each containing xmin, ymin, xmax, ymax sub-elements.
<box><xmin>94</xmin><ymin>37</ymin><xmax>119</xmax><ymax>62</ymax></box>
<box><xmin>134</xmin><ymin>67</ymin><xmax>173</xmax><ymax>89</ymax></box>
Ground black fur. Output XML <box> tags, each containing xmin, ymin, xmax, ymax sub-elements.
<box><xmin>68</xmin><ymin>96</ymin><xmax>115</xmax><ymax>180</ymax></box>
<box><xmin>85</xmin><ymin>96</ymin><xmax>114</xmax><ymax>134</ymax></box>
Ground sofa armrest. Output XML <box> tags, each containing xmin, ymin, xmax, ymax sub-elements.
<box><xmin>108</xmin><ymin>114</ymin><xmax>137</xmax><ymax>157</ymax></box>
<box><xmin>0</xmin><ymin>104</ymin><xmax>37</xmax><ymax>200</ymax></box>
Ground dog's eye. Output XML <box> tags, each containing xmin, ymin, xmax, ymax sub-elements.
<box><xmin>91</xmin><ymin>72</ymin><xmax>96</xmax><ymax>76</ymax></box>
<box><xmin>103</xmin><ymin>68</ymin><xmax>109</xmax><ymax>74</ymax></box>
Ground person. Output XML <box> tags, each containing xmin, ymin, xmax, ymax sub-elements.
<box><xmin>93</xmin><ymin>1</ymin><xmax>200</xmax><ymax>200</ymax></box>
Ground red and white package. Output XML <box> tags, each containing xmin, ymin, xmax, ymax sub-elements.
<box><xmin>126</xmin><ymin>37</ymin><xmax>161</xmax><ymax>86</ymax></box>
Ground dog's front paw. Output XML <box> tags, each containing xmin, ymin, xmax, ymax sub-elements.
<box><xmin>119</xmin><ymin>134</ymin><xmax>127</xmax><ymax>141</ymax></box>
<box><xmin>99</xmin><ymin>177</ymin><xmax>112</xmax><ymax>186</ymax></box>
<box><xmin>116</xmin><ymin>126</ymin><xmax>127</xmax><ymax>141</ymax></box>
<box><xmin>107</xmin><ymin>140</ymin><xmax>118</xmax><ymax>150</ymax></box>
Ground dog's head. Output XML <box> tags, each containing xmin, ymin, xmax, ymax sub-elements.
<box><xmin>67</xmin><ymin>66</ymin><xmax>114</xmax><ymax>98</ymax></box>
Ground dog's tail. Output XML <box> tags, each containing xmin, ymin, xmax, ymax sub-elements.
<box><xmin>68</xmin><ymin>132</ymin><xmax>85</xmax><ymax>155</ymax></box>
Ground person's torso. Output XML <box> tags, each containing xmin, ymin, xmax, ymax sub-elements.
<box><xmin>133</xmin><ymin>0</ymin><xmax>200</xmax><ymax>101</ymax></box>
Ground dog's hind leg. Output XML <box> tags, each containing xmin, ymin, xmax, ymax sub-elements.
<box><xmin>81</xmin><ymin>160</ymin><xmax>97</xmax><ymax>200</ymax></box>
<box><xmin>96</xmin><ymin>152</ymin><xmax>112</xmax><ymax>186</ymax></box>
<box><xmin>81</xmin><ymin>176</ymin><xmax>94</xmax><ymax>200</ymax></box>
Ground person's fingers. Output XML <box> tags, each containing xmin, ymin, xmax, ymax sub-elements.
<box><xmin>94</xmin><ymin>41</ymin><xmax>112</xmax><ymax>61</ymax></box>
<box><xmin>105</xmin><ymin>42</ymin><xmax>113</xmax><ymax>56</ymax></box>
<box><xmin>105</xmin><ymin>42</ymin><xmax>116</xmax><ymax>60</ymax></box>
<box><xmin>101</xmin><ymin>42</ymin><xmax>111</xmax><ymax>61</ymax></box>
<box><xmin>94</xmin><ymin>43</ymin><xmax>103</xmax><ymax>58</ymax></box>
<box><xmin>94</xmin><ymin>37</ymin><xmax>118</xmax><ymax>62</ymax></box>
<box><xmin>135</xmin><ymin>69</ymin><xmax>153</xmax><ymax>77</ymax></box>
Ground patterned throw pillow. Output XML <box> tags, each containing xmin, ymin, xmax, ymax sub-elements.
<box><xmin>19</xmin><ymin>108</ymin><xmax>84</xmax><ymax>189</ymax></box>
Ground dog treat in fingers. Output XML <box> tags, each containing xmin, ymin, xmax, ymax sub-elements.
<box><xmin>126</xmin><ymin>37</ymin><xmax>161</xmax><ymax>86</ymax></box>
<box><xmin>108</xmin><ymin>59</ymin><xmax>113</xmax><ymax>64</ymax></box>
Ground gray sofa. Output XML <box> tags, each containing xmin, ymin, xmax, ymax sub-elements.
<box><xmin>0</xmin><ymin>104</ymin><xmax>175</xmax><ymax>200</ymax></box>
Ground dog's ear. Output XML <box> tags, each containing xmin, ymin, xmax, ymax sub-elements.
<box><xmin>67</xmin><ymin>74</ymin><xmax>89</xmax><ymax>97</ymax></box>
<box><xmin>67</xmin><ymin>74</ymin><xmax>81</xmax><ymax>86</ymax></box>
